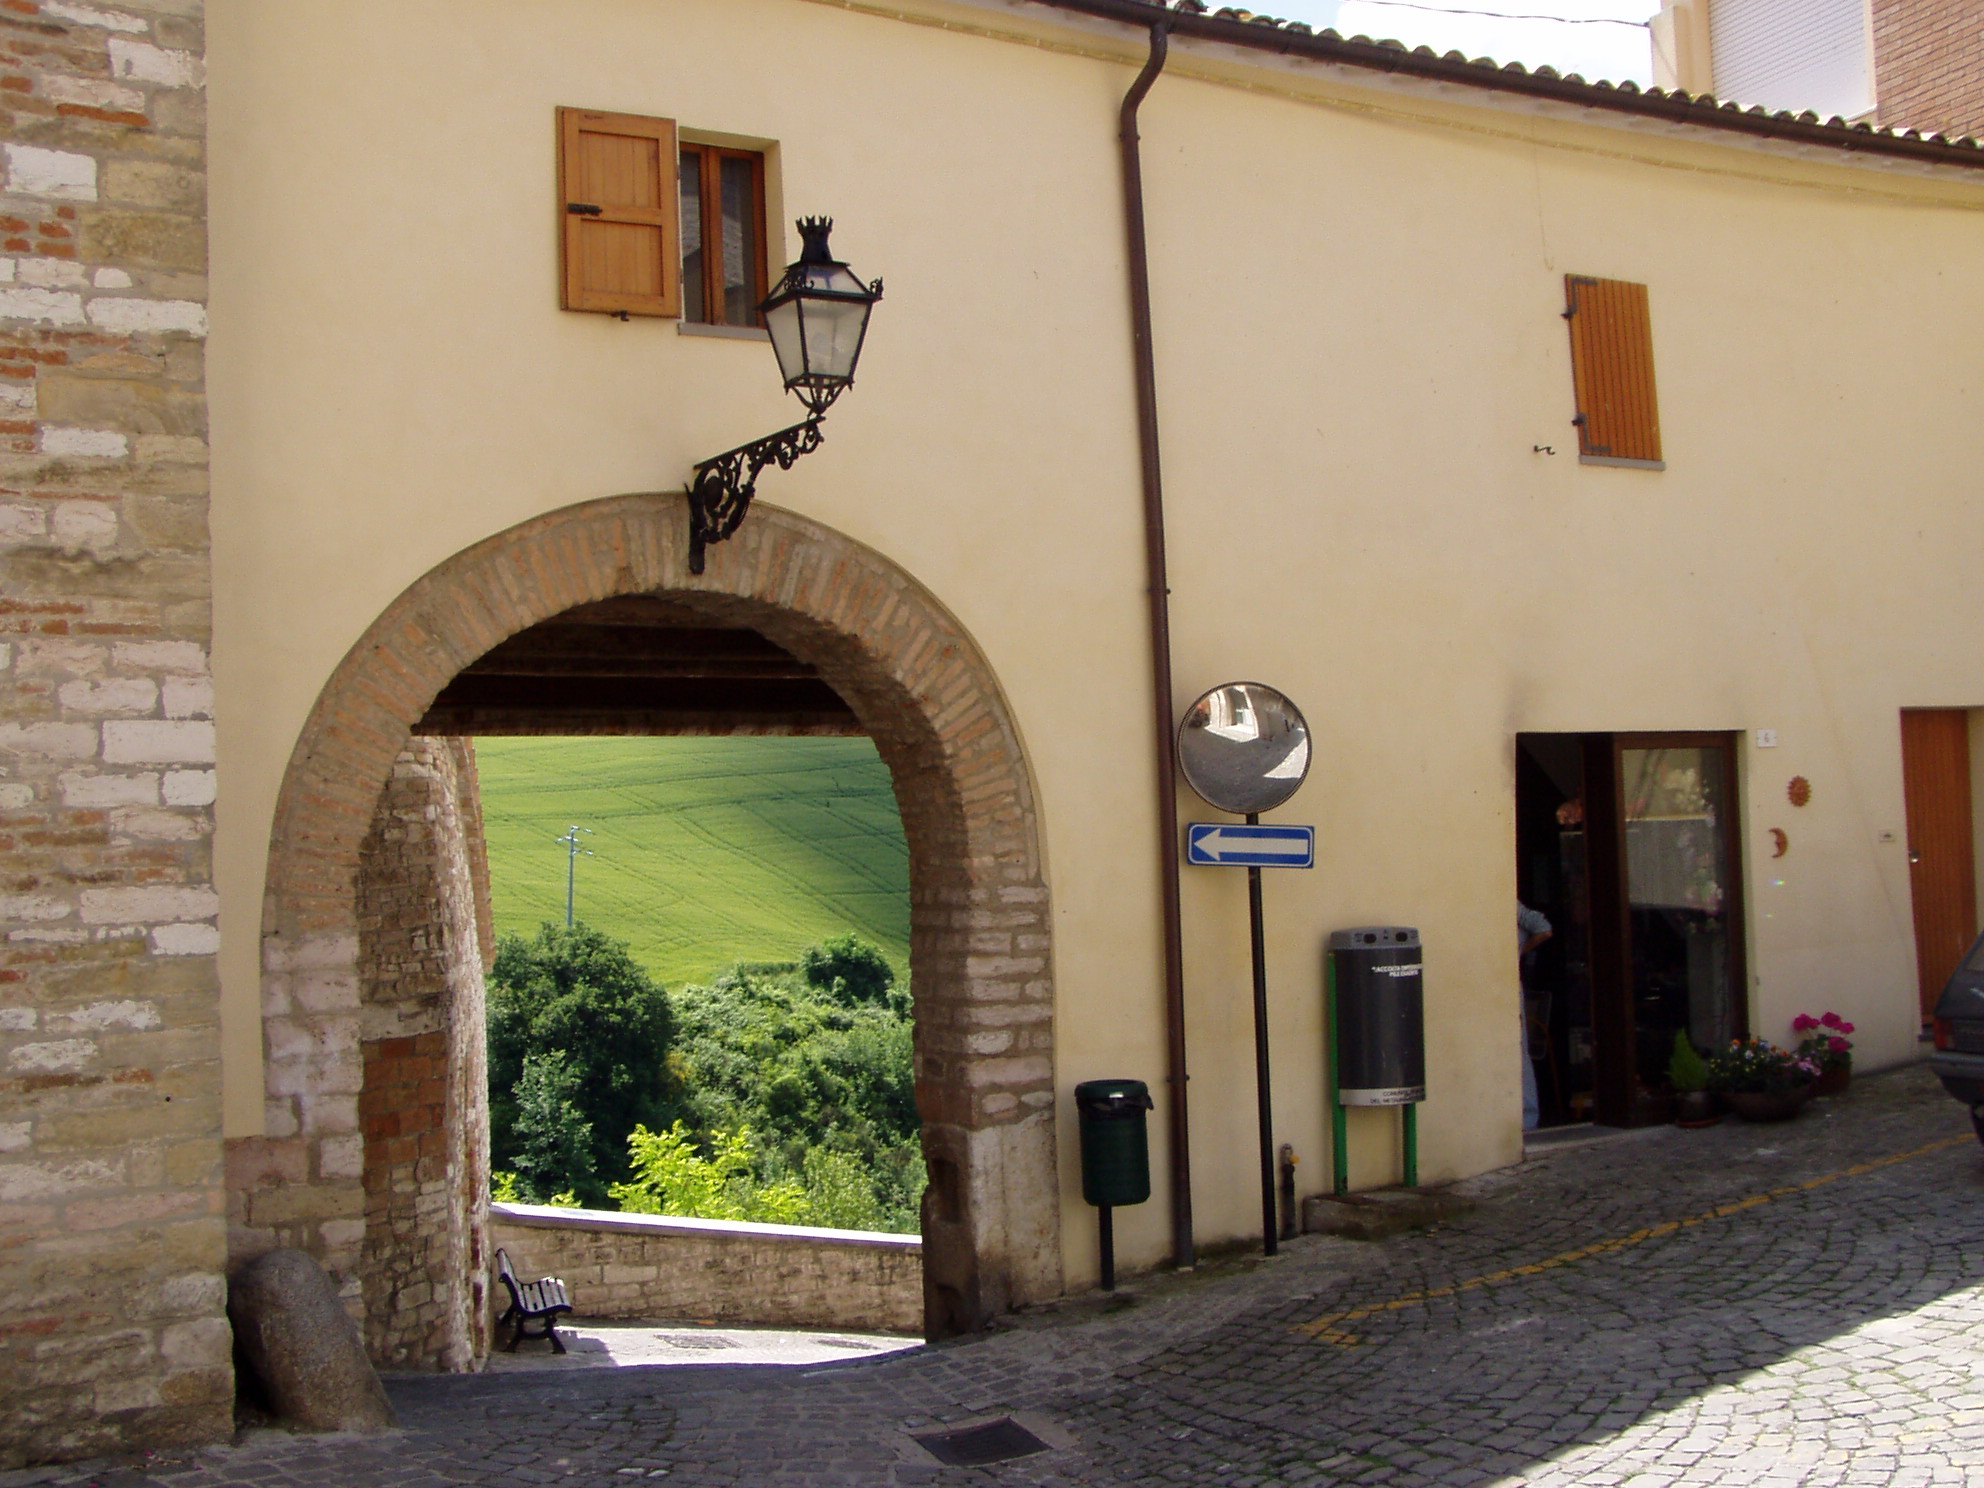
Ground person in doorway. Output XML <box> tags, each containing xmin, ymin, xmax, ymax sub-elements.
<box><xmin>1518</xmin><ymin>902</ymin><xmax>1553</xmax><ymax>1131</ymax></box>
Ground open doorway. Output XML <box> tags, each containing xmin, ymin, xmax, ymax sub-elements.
<box><xmin>470</xmin><ymin>728</ymin><xmax>919</xmax><ymax>1234</ymax></box>
<box><xmin>1517</xmin><ymin>733</ymin><xmax>1749</xmax><ymax>1129</ymax></box>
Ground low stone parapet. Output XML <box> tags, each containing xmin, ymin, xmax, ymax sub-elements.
<box><xmin>488</xmin><ymin>1202</ymin><xmax>924</xmax><ymax>1337</ymax></box>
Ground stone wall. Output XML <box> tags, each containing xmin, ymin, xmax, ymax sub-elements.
<box><xmin>232</xmin><ymin>738</ymin><xmax>492</xmax><ymax>1374</ymax></box>
<box><xmin>0</xmin><ymin>0</ymin><xmax>225</xmax><ymax>1467</ymax></box>
<box><xmin>490</xmin><ymin>1202</ymin><xmax>923</xmax><ymax>1337</ymax></box>
<box><xmin>355</xmin><ymin>737</ymin><xmax>491</xmax><ymax>1371</ymax></box>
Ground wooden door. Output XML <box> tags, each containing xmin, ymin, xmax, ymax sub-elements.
<box><xmin>1901</xmin><ymin>709</ymin><xmax>1977</xmax><ymax>1018</ymax></box>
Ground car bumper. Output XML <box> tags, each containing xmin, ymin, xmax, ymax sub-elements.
<box><xmin>1927</xmin><ymin>1051</ymin><xmax>1984</xmax><ymax>1107</ymax></box>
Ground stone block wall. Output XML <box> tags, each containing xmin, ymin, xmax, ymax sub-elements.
<box><xmin>0</xmin><ymin>0</ymin><xmax>224</xmax><ymax>1467</ymax></box>
<box><xmin>235</xmin><ymin>736</ymin><xmax>492</xmax><ymax>1375</ymax></box>
<box><xmin>490</xmin><ymin>1202</ymin><xmax>923</xmax><ymax>1337</ymax></box>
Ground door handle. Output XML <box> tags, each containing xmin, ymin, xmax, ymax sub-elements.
<box><xmin>1909</xmin><ymin>849</ymin><xmax>1922</xmax><ymax>864</ymax></box>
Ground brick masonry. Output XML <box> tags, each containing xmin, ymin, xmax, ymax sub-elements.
<box><xmin>355</xmin><ymin>737</ymin><xmax>492</xmax><ymax>1371</ymax></box>
<box><xmin>1874</xmin><ymin>0</ymin><xmax>1984</xmax><ymax>138</ymax></box>
<box><xmin>242</xmin><ymin>495</ymin><xmax>1063</xmax><ymax>1368</ymax></box>
<box><xmin>232</xmin><ymin>736</ymin><xmax>495</xmax><ymax>1378</ymax></box>
<box><xmin>489</xmin><ymin>1202</ymin><xmax>924</xmax><ymax>1337</ymax></box>
<box><xmin>0</xmin><ymin>0</ymin><xmax>224</xmax><ymax>1469</ymax></box>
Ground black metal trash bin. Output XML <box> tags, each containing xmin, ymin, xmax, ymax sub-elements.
<box><xmin>1327</xmin><ymin>927</ymin><xmax>1425</xmax><ymax>1106</ymax></box>
<box><xmin>1073</xmin><ymin>1078</ymin><xmax>1154</xmax><ymax>1208</ymax></box>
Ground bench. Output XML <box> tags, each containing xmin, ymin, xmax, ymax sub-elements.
<box><xmin>494</xmin><ymin>1247</ymin><xmax>573</xmax><ymax>1354</ymax></box>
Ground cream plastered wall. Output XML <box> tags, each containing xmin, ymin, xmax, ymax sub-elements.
<box><xmin>207</xmin><ymin>0</ymin><xmax>1984</xmax><ymax>1288</ymax></box>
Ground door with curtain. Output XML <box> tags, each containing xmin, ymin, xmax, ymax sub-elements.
<box><xmin>1592</xmin><ymin>733</ymin><xmax>1749</xmax><ymax>1125</ymax></box>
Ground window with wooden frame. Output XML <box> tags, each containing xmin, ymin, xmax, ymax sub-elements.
<box><xmin>1563</xmin><ymin>275</ymin><xmax>1664</xmax><ymax>469</ymax></box>
<box><xmin>557</xmin><ymin>108</ymin><xmax>770</xmax><ymax>330</ymax></box>
<box><xmin>678</xmin><ymin>143</ymin><xmax>767</xmax><ymax>330</ymax></box>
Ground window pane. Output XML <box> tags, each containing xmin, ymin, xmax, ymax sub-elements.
<box><xmin>720</xmin><ymin>155</ymin><xmax>758</xmax><ymax>327</ymax></box>
<box><xmin>679</xmin><ymin>148</ymin><xmax>707</xmax><ymax>324</ymax></box>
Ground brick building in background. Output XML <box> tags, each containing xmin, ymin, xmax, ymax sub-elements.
<box><xmin>1872</xmin><ymin>0</ymin><xmax>1984</xmax><ymax>139</ymax></box>
<box><xmin>1657</xmin><ymin>0</ymin><xmax>1984</xmax><ymax>136</ymax></box>
<box><xmin>0</xmin><ymin>0</ymin><xmax>229</xmax><ymax>1462</ymax></box>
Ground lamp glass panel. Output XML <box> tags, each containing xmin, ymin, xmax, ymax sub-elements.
<box><xmin>799</xmin><ymin>295</ymin><xmax>871</xmax><ymax>383</ymax></box>
<box><xmin>764</xmin><ymin>297</ymin><xmax>806</xmax><ymax>386</ymax></box>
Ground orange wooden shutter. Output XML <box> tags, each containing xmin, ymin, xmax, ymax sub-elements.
<box><xmin>558</xmin><ymin>108</ymin><xmax>679</xmax><ymax>317</ymax></box>
<box><xmin>1563</xmin><ymin>276</ymin><xmax>1662</xmax><ymax>467</ymax></box>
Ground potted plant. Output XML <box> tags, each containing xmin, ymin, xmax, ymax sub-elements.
<box><xmin>1706</xmin><ymin>1038</ymin><xmax>1820</xmax><ymax>1122</ymax></box>
<box><xmin>1792</xmin><ymin>1012</ymin><xmax>1855</xmax><ymax>1097</ymax></box>
<box><xmin>1668</xmin><ymin>1030</ymin><xmax>1719</xmax><ymax>1127</ymax></box>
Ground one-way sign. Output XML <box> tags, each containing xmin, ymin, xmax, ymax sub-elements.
<box><xmin>1186</xmin><ymin>823</ymin><xmax>1315</xmax><ymax>868</ymax></box>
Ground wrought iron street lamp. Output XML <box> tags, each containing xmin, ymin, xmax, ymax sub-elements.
<box><xmin>686</xmin><ymin>217</ymin><xmax>882</xmax><ymax>573</ymax></box>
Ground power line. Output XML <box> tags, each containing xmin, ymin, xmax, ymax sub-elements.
<box><xmin>1335</xmin><ymin>2</ymin><xmax>1649</xmax><ymax>26</ymax></box>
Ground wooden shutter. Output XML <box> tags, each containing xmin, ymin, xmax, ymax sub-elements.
<box><xmin>1563</xmin><ymin>276</ymin><xmax>1663</xmax><ymax>468</ymax></box>
<box><xmin>558</xmin><ymin>108</ymin><xmax>679</xmax><ymax>317</ymax></box>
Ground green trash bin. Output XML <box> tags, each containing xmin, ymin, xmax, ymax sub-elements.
<box><xmin>1073</xmin><ymin>1078</ymin><xmax>1154</xmax><ymax>1208</ymax></box>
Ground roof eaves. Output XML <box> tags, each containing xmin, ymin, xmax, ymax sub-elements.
<box><xmin>1031</xmin><ymin>0</ymin><xmax>1984</xmax><ymax>172</ymax></box>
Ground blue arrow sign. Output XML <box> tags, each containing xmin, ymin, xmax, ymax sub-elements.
<box><xmin>1186</xmin><ymin>823</ymin><xmax>1315</xmax><ymax>868</ymax></box>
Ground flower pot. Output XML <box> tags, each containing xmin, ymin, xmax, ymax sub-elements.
<box><xmin>1809</xmin><ymin>1065</ymin><xmax>1851</xmax><ymax>1098</ymax></box>
<box><xmin>1723</xmin><ymin>1087</ymin><xmax>1811</xmax><ymax>1123</ymax></box>
<box><xmin>1673</xmin><ymin>1090</ymin><xmax>1721</xmax><ymax>1128</ymax></box>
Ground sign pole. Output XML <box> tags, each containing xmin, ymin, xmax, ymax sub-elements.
<box><xmin>1246</xmin><ymin>812</ymin><xmax>1277</xmax><ymax>1256</ymax></box>
<box><xmin>1176</xmin><ymin>682</ymin><xmax>1312</xmax><ymax>1263</ymax></box>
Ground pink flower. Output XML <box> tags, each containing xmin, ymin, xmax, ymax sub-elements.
<box><xmin>1837</xmin><ymin>1021</ymin><xmax>1854</xmax><ymax>1035</ymax></box>
<box><xmin>1793</xmin><ymin>1014</ymin><xmax>1819</xmax><ymax>1032</ymax></box>
<box><xmin>1829</xmin><ymin>1036</ymin><xmax>1849</xmax><ymax>1054</ymax></box>
<box><xmin>1820</xmin><ymin>1012</ymin><xmax>1844</xmax><ymax>1030</ymax></box>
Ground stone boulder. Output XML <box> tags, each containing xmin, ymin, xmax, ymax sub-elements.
<box><xmin>228</xmin><ymin>1248</ymin><xmax>398</xmax><ymax>1433</ymax></box>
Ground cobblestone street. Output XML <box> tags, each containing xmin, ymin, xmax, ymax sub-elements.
<box><xmin>17</xmin><ymin>1066</ymin><xmax>1984</xmax><ymax>1488</ymax></box>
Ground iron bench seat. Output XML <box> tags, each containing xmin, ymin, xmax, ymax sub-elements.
<box><xmin>495</xmin><ymin>1246</ymin><xmax>573</xmax><ymax>1354</ymax></box>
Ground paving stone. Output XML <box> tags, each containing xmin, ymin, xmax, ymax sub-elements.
<box><xmin>25</xmin><ymin>1066</ymin><xmax>1984</xmax><ymax>1485</ymax></box>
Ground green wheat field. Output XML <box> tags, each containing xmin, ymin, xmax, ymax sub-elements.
<box><xmin>473</xmin><ymin>736</ymin><xmax>909</xmax><ymax>989</ymax></box>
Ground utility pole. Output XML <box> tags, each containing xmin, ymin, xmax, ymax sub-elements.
<box><xmin>556</xmin><ymin>825</ymin><xmax>594</xmax><ymax>927</ymax></box>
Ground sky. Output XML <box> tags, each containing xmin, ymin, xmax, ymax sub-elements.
<box><xmin>1262</xmin><ymin>1</ymin><xmax>1660</xmax><ymax>86</ymax></box>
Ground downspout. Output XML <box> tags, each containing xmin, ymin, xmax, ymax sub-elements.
<box><xmin>1118</xmin><ymin>17</ymin><xmax>1194</xmax><ymax>1271</ymax></box>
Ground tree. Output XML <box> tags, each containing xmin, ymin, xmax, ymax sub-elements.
<box><xmin>666</xmin><ymin>938</ymin><xmax>923</xmax><ymax>1231</ymax></box>
<box><xmin>799</xmin><ymin>932</ymin><xmax>901</xmax><ymax>1010</ymax></box>
<box><xmin>508</xmin><ymin>1050</ymin><xmax>595</xmax><ymax>1204</ymax></box>
<box><xmin>609</xmin><ymin>1121</ymin><xmax>808</xmax><ymax>1225</ymax></box>
<box><xmin>487</xmin><ymin>922</ymin><xmax>679</xmax><ymax>1205</ymax></box>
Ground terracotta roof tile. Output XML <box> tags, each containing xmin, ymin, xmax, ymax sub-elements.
<box><xmin>1037</xmin><ymin>0</ymin><xmax>1984</xmax><ymax>164</ymax></box>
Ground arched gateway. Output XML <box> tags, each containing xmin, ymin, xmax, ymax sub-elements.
<box><xmin>236</xmin><ymin>493</ymin><xmax>1061</xmax><ymax>1365</ymax></box>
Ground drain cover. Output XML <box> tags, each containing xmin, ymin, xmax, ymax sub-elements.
<box><xmin>912</xmin><ymin>1417</ymin><xmax>1051</xmax><ymax>1467</ymax></box>
<box><xmin>658</xmin><ymin>1334</ymin><xmax>735</xmax><ymax>1350</ymax></box>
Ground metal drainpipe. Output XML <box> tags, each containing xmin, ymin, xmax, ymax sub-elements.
<box><xmin>1118</xmin><ymin>17</ymin><xmax>1194</xmax><ymax>1271</ymax></box>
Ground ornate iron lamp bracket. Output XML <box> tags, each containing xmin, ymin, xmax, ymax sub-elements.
<box><xmin>686</xmin><ymin>417</ymin><xmax>825</xmax><ymax>574</ymax></box>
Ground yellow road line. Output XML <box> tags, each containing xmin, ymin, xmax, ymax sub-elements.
<box><xmin>1296</xmin><ymin>1134</ymin><xmax>1972</xmax><ymax>1345</ymax></box>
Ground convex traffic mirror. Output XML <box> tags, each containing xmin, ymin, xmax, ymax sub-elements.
<box><xmin>1177</xmin><ymin>681</ymin><xmax>1311</xmax><ymax>815</ymax></box>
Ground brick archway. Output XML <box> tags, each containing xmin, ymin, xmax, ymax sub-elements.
<box><xmin>237</xmin><ymin>493</ymin><xmax>1060</xmax><ymax>1356</ymax></box>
